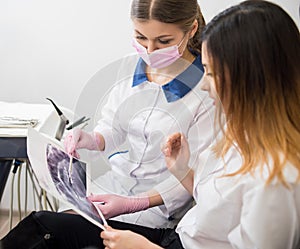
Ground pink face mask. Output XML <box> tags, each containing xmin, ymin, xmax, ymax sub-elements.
<box><xmin>132</xmin><ymin>36</ymin><xmax>185</xmax><ymax>69</ymax></box>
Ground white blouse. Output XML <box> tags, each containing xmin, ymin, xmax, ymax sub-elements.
<box><xmin>177</xmin><ymin>146</ymin><xmax>300</xmax><ymax>249</ymax></box>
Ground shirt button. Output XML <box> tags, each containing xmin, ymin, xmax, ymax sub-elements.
<box><xmin>44</xmin><ymin>234</ymin><xmax>51</xmax><ymax>240</ymax></box>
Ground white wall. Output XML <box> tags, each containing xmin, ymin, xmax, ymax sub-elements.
<box><xmin>199</xmin><ymin>0</ymin><xmax>300</xmax><ymax>25</ymax></box>
<box><xmin>0</xmin><ymin>0</ymin><xmax>299</xmax><ymax>211</ymax></box>
<box><xmin>0</xmin><ymin>0</ymin><xmax>299</xmax><ymax>110</ymax></box>
<box><xmin>0</xmin><ymin>0</ymin><xmax>133</xmax><ymax>110</ymax></box>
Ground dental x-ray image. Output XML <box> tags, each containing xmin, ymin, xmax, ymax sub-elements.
<box><xmin>46</xmin><ymin>144</ymin><xmax>105</xmax><ymax>228</ymax></box>
<box><xmin>46</xmin><ymin>144</ymin><xmax>86</xmax><ymax>204</ymax></box>
<box><xmin>26</xmin><ymin>128</ymin><xmax>106</xmax><ymax>230</ymax></box>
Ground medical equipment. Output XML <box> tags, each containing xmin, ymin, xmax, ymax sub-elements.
<box><xmin>0</xmin><ymin>116</ymin><xmax>38</xmax><ymax>128</ymax></box>
<box><xmin>66</xmin><ymin>116</ymin><xmax>90</xmax><ymax>130</ymax></box>
<box><xmin>46</xmin><ymin>98</ymin><xmax>69</xmax><ymax>141</ymax></box>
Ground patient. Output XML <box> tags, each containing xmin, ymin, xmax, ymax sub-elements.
<box><xmin>1</xmin><ymin>0</ymin><xmax>300</xmax><ymax>248</ymax></box>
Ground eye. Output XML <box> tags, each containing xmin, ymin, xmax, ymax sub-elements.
<box><xmin>158</xmin><ymin>39</ymin><xmax>172</xmax><ymax>45</ymax></box>
<box><xmin>136</xmin><ymin>35</ymin><xmax>147</xmax><ymax>41</ymax></box>
<box><xmin>203</xmin><ymin>67</ymin><xmax>213</xmax><ymax>77</ymax></box>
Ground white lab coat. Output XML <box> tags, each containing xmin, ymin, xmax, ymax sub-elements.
<box><xmin>90</xmin><ymin>55</ymin><xmax>216</xmax><ymax>228</ymax></box>
<box><xmin>177</xmin><ymin>145</ymin><xmax>300</xmax><ymax>248</ymax></box>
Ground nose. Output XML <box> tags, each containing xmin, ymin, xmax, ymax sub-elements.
<box><xmin>200</xmin><ymin>77</ymin><xmax>210</xmax><ymax>92</ymax></box>
<box><xmin>146</xmin><ymin>41</ymin><xmax>157</xmax><ymax>53</ymax></box>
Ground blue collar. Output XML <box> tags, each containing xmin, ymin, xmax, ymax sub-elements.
<box><xmin>132</xmin><ymin>54</ymin><xmax>204</xmax><ymax>102</ymax></box>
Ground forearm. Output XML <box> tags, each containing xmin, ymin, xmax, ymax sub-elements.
<box><xmin>94</xmin><ymin>132</ymin><xmax>105</xmax><ymax>151</ymax></box>
<box><xmin>177</xmin><ymin>169</ymin><xmax>194</xmax><ymax>195</ymax></box>
<box><xmin>169</xmin><ymin>164</ymin><xmax>194</xmax><ymax>195</ymax></box>
<box><xmin>145</xmin><ymin>190</ymin><xmax>164</xmax><ymax>207</ymax></box>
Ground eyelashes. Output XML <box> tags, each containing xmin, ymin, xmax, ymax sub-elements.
<box><xmin>158</xmin><ymin>39</ymin><xmax>172</xmax><ymax>45</ymax></box>
<box><xmin>135</xmin><ymin>36</ymin><xmax>173</xmax><ymax>45</ymax></box>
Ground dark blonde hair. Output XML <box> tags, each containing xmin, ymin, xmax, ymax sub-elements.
<box><xmin>130</xmin><ymin>0</ymin><xmax>205</xmax><ymax>54</ymax></box>
<box><xmin>201</xmin><ymin>0</ymin><xmax>300</xmax><ymax>185</ymax></box>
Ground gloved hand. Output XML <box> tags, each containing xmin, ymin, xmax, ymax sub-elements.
<box><xmin>88</xmin><ymin>194</ymin><xmax>150</xmax><ymax>219</ymax></box>
<box><xmin>63</xmin><ymin>128</ymin><xmax>102</xmax><ymax>158</ymax></box>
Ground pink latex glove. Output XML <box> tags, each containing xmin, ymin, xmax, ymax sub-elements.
<box><xmin>88</xmin><ymin>194</ymin><xmax>150</xmax><ymax>219</ymax></box>
<box><xmin>63</xmin><ymin>128</ymin><xmax>102</xmax><ymax>158</ymax></box>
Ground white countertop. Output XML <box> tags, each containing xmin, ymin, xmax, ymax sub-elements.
<box><xmin>0</xmin><ymin>101</ymin><xmax>73</xmax><ymax>137</ymax></box>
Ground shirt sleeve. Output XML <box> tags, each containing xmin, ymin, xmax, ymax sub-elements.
<box><xmin>154</xmin><ymin>92</ymin><xmax>216</xmax><ymax>217</ymax></box>
<box><xmin>228</xmin><ymin>183</ymin><xmax>300</xmax><ymax>249</ymax></box>
<box><xmin>93</xmin><ymin>55</ymin><xmax>139</xmax><ymax>156</ymax></box>
<box><xmin>93</xmin><ymin>82</ymin><xmax>127</xmax><ymax>156</ymax></box>
<box><xmin>154</xmin><ymin>174</ymin><xmax>193</xmax><ymax>217</ymax></box>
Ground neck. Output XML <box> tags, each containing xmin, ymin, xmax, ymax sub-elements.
<box><xmin>146</xmin><ymin>50</ymin><xmax>196</xmax><ymax>85</ymax></box>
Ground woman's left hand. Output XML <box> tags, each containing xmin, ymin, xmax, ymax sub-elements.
<box><xmin>101</xmin><ymin>226</ymin><xmax>162</xmax><ymax>249</ymax></box>
<box><xmin>162</xmin><ymin>132</ymin><xmax>191</xmax><ymax>180</ymax></box>
<box><xmin>88</xmin><ymin>194</ymin><xmax>149</xmax><ymax>219</ymax></box>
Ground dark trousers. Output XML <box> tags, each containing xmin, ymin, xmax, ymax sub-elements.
<box><xmin>0</xmin><ymin>211</ymin><xmax>184</xmax><ymax>249</ymax></box>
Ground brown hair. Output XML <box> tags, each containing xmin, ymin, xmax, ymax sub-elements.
<box><xmin>130</xmin><ymin>0</ymin><xmax>205</xmax><ymax>54</ymax></box>
<box><xmin>201</xmin><ymin>0</ymin><xmax>300</xmax><ymax>185</ymax></box>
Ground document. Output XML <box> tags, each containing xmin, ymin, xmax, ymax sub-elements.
<box><xmin>27</xmin><ymin>128</ymin><xmax>106</xmax><ymax>230</ymax></box>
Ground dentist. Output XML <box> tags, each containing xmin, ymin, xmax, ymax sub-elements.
<box><xmin>63</xmin><ymin>0</ymin><xmax>215</xmax><ymax>229</ymax></box>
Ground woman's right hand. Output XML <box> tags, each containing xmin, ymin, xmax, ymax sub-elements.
<box><xmin>101</xmin><ymin>226</ymin><xmax>162</xmax><ymax>249</ymax></box>
<box><xmin>162</xmin><ymin>132</ymin><xmax>191</xmax><ymax>180</ymax></box>
<box><xmin>63</xmin><ymin>128</ymin><xmax>103</xmax><ymax>158</ymax></box>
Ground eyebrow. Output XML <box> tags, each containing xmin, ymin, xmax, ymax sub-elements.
<box><xmin>134</xmin><ymin>30</ymin><xmax>173</xmax><ymax>39</ymax></box>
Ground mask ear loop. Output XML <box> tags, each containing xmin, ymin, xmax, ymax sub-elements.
<box><xmin>177</xmin><ymin>31</ymin><xmax>191</xmax><ymax>56</ymax></box>
<box><xmin>178</xmin><ymin>33</ymin><xmax>187</xmax><ymax>48</ymax></box>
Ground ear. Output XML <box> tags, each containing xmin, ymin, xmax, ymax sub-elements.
<box><xmin>190</xmin><ymin>19</ymin><xmax>198</xmax><ymax>39</ymax></box>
